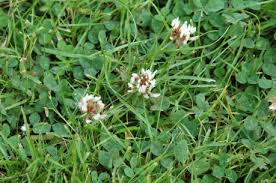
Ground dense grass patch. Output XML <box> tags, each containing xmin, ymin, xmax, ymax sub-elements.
<box><xmin>0</xmin><ymin>0</ymin><xmax>276</xmax><ymax>182</ymax></box>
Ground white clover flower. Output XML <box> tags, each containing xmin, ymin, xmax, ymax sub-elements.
<box><xmin>128</xmin><ymin>69</ymin><xmax>160</xmax><ymax>99</ymax></box>
<box><xmin>78</xmin><ymin>94</ymin><xmax>107</xmax><ymax>123</ymax></box>
<box><xmin>20</xmin><ymin>124</ymin><xmax>30</xmax><ymax>132</ymax></box>
<box><xmin>269</xmin><ymin>96</ymin><xmax>276</xmax><ymax>111</ymax></box>
<box><xmin>20</xmin><ymin>125</ymin><xmax>27</xmax><ymax>132</ymax></box>
<box><xmin>170</xmin><ymin>17</ymin><xmax>197</xmax><ymax>48</ymax></box>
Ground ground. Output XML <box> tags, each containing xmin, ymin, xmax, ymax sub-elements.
<box><xmin>0</xmin><ymin>0</ymin><xmax>276</xmax><ymax>182</ymax></box>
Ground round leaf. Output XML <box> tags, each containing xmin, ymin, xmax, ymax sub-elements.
<box><xmin>124</xmin><ymin>166</ymin><xmax>134</xmax><ymax>177</ymax></box>
<box><xmin>205</xmin><ymin>0</ymin><xmax>225</xmax><ymax>12</ymax></box>
<box><xmin>29</xmin><ymin>113</ymin><xmax>41</xmax><ymax>125</ymax></box>
<box><xmin>174</xmin><ymin>139</ymin><xmax>189</xmax><ymax>163</ymax></box>
<box><xmin>33</xmin><ymin>123</ymin><xmax>51</xmax><ymax>134</ymax></box>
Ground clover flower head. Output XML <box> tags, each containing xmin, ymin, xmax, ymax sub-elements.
<box><xmin>170</xmin><ymin>17</ymin><xmax>197</xmax><ymax>48</ymax></box>
<box><xmin>79</xmin><ymin>94</ymin><xmax>107</xmax><ymax>123</ymax></box>
<box><xmin>128</xmin><ymin>69</ymin><xmax>160</xmax><ymax>99</ymax></box>
<box><xmin>269</xmin><ymin>96</ymin><xmax>276</xmax><ymax>111</ymax></box>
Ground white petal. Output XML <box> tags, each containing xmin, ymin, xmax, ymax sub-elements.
<box><xmin>80</xmin><ymin>105</ymin><xmax>88</xmax><ymax>112</ymax></box>
<box><xmin>79</xmin><ymin>99</ymin><xmax>86</xmax><ymax>107</ymax></box>
<box><xmin>189</xmin><ymin>36</ymin><xmax>199</xmax><ymax>41</ymax></box>
<box><xmin>81</xmin><ymin>95</ymin><xmax>89</xmax><ymax>101</ymax></box>
<box><xmin>93</xmin><ymin>96</ymin><xmax>101</xmax><ymax>102</ymax></box>
<box><xmin>171</xmin><ymin>17</ymin><xmax>180</xmax><ymax>28</ymax></box>
<box><xmin>150</xmin><ymin>79</ymin><xmax>156</xmax><ymax>88</ymax></box>
<box><xmin>79</xmin><ymin>100</ymin><xmax>88</xmax><ymax>112</ymax></box>
<box><xmin>93</xmin><ymin>114</ymin><xmax>101</xmax><ymax>120</ymax></box>
<box><xmin>78</xmin><ymin>101</ymin><xmax>84</xmax><ymax>109</ymax></box>
<box><xmin>269</xmin><ymin>103</ymin><xmax>276</xmax><ymax>111</ymax></box>
<box><xmin>180</xmin><ymin>29</ymin><xmax>189</xmax><ymax>38</ymax></box>
<box><xmin>182</xmin><ymin>37</ymin><xmax>189</xmax><ymax>45</ymax></box>
<box><xmin>145</xmin><ymin>69</ymin><xmax>152</xmax><ymax>77</ymax></box>
<box><xmin>130</xmin><ymin>76</ymin><xmax>137</xmax><ymax>84</ymax></box>
<box><xmin>85</xmin><ymin>118</ymin><xmax>92</xmax><ymax>123</ymax></box>
<box><xmin>139</xmin><ymin>85</ymin><xmax>147</xmax><ymax>93</ymax></box>
<box><xmin>137</xmin><ymin>78</ymin><xmax>141</xmax><ymax>85</ymax></box>
<box><xmin>150</xmin><ymin>93</ymin><xmax>160</xmax><ymax>98</ymax></box>
<box><xmin>20</xmin><ymin>125</ymin><xmax>27</xmax><ymax>132</ymax></box>
<box><xmin>151</xmin><ymin>70</ymin><xmax>157</xmax><ymax>78</ymax></box>
<box><xmin>187</xmin><ymin>24</ymin><xmax>196</xmax><ymax>34</ymax></box>
<box><xmin>79</xmin><ymin>94</ymin><xmax>94</xmax><ymax>112</ymax></box>
<box><xmin>189</xmin><ymin>25</ymin><xmax>196</xmax><ymax>34</ymax></box>
<box><xmin>132</xmin><ymin>73</ymin><xmax>138</xmax><ymax>77</ymax></box>
<box><xmin>100</xmin><ymin>114</ymin><xmax>107</xmax><ymax>120</ymax></box>
<box><xmin>143</xmin><ymin>94</ymin><xmax>150</xmax><ymax>99</ymax></box>
<box><xmin>128</xmin><ymin>83</ymin><xmax>134</xmax><ymax>88</ymax></box>
<box><xmin>93</xmin><ymin>113</ymin><xmax>107</xmax><ymax>121</ymax></box>
<box><xmin>97</xmin><ymin>101</ymin><xmax>105</xmax><ymax>111</ymax></box>
<box><xmin>83</xmin><ymin>94</ymin><xmax>94</xmax><ymax>101</ymax></box>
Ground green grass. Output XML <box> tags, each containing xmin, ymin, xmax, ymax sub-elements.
<box><xmin>0</xmin><ymin>0</ymin><xmax>276</xmax><ymax>182</ymax></box>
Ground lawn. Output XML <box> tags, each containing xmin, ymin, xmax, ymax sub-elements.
<box><xmin>0</xmin><ymin>0</ymin><xmax>276</xmax><ymax>182</ymax></box>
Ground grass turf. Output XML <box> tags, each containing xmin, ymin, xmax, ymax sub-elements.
<box><xmin>0</xmin><ymin>0</ymin><xmax>276</xmax><ymax>182</ymax></box>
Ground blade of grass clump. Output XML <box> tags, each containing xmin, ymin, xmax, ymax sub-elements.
<box><xmin>104</xmin><ymin>61</ymin><xmax>154</xmax><ymax>140</ymax></box>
